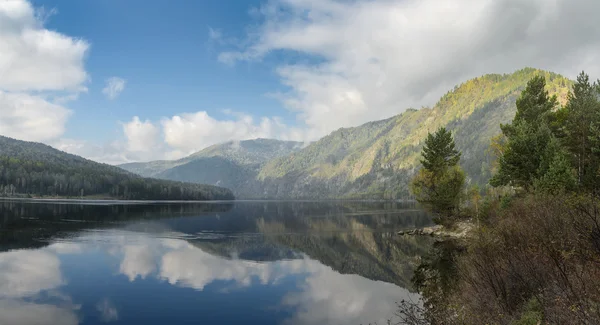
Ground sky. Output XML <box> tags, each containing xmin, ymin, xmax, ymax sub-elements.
<box><xmin>1</xmin><ymin>0</ymin><xmax>600</xmax><ymax>165</ymax></box>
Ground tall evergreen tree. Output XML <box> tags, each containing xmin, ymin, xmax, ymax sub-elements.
<box><xmin>512</xmin><ymin>75</ymin><xmax>559</xmax><ymax>127</ymax></box>
<box><xmin>534</xmin><ymin>137</ymin><xmax>577</xmax><ymax>194</ymax></box>
<box><xmin>420</xmin><ymin>127</ymin><xmax>461</xmax><ymax>175</ymax></box>
<box><xmin>562</xmin><ymin>72</ymin><xmax>600</xmax><ymax>193</ymax></box>
<box><xmin>491</xmin><ymin>75</ymin><xmax>567</xmax><ymax>191</ymax></box>
<box><xmin>412</xmin><ymin>127</ymin><xmax>465</xmax><ymax>225</ymax></box>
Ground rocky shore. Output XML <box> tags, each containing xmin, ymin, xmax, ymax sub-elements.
<box><xmin>397</xmin><ymin>221</ymin><xmax>472</xmax><ymax>239</ymax></box>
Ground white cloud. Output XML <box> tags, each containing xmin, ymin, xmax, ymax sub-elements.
<box><xmin>154</xmin><ymin>239</ymin><xmax>415</xmax><ymax>325</ymax></box>
<box><xmin>280</xmin><ymin>270</ymin><xmax>416</xmax><ymax>325</ymax></box>
<box><xmin>0</xmin><ymin>0</ymin><xmax>89</xmax><ymax>92</ymax></box>
<box><xmin>43</xmin><ymin>0</ymin><xmax>600</xmax><ymax>165</ymax></box>
<box><xmin>159</xmin><ymin>243</ymin><xmax>308</xmax><ymax>290</ymax></box>
<box><xmin>2</xmin><ymin>229</ymin><xmax>415</xmax><ymax>325</ymax></box>
<box><xmin>0</xmin><ymin>91</ymin><xmax>71</xmax><ymax>142</ymax></box>
<box><xmin>123</xmin><ymin>116</ymin><xmax>161</xmax><ymax>152</ymax></box>
<box><xmin>57</xmin><ymin>110</ymin><xmax>307</xmax><ymax>165</ymax></box>
<box><xmin>219</xmin><ymin>0</ymin><xmax>600</xmax><ymax>139</ymax></box>
<box><xmin>162</xmin><ymin>110</ymin><xmax>304</xmax><ymax>154</ymax></box>
<box><xmin>0</xmin><ymin>245</ymin><xmax>79</xmax><ymax>324</ymax></box>
<box><xmin>0</xmin><ymin>299</ymin><xmax>78</xmax><ymax>325</ymax></box>
<box><xmin>102</xmin><ymin>77</ymin><xmax>126</xmax><ymax>100</ymax></box>
<box><xmin>0</xmin><ymin>0</ymin><xmax>88</xmax><ymax>143</ymax></box>
<box><xmin>120</xmin><ymin>245</ymin><xmax>156</xmax><ymax>281</ymax></box>
<box><xmin>0</xmin><ymin>249</ymin><xmax>64</xmax><ymax>299</ymax></box>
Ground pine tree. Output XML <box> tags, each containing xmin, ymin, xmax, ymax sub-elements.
<box><xmin>512</xmin><ymin>75</ymin><xmax>558</xmax><ymax>127</ymax></box>
<box><xmin>411</xmin><ymin>127</ymin><xmax>465</xmax><ymax>225</ymax></box>
<box><xmin>420</xmin><ymin>127</ymin><xmax>461</xmax><ymax>175</ymax></box>
<box><xmin>534</xmin><ymin>137</ymin><xmax>577</xmax><ymax>194</ymax></box>
<box><xmin>491</xmin><ymin>76</ymin><xmax>565</xmax><ymax>191</ymax></box>
<box><xmin>563</xmin><ymin>72</ymin><xmax>600</xmax><ymax>193</ymax></box>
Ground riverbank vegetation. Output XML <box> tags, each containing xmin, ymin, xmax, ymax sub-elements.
<box><xmin>405</xmin><ymin>72</ymin><xmax>600</xmax><ymax>324</ymax></box>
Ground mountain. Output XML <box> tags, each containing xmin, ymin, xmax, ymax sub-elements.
<box><xmin>0</xmin><ymin>136</ymin><xmax>234</xmax><ymax>200</ymax></box>
<box><xmin>256</xmin><ymin>68</ymin><xmax>573</xmax><ymax>199</ymax></box>
<box><xmin>119</xmin><ymin>68</ymin><xmax>573</xmax><ymax>199</ymax></box>
<box><xmin>119</xmin><ymin>139</ymin><xmax>303</xmax><ymax>196</ymax></box>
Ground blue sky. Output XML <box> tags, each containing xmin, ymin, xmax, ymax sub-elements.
<box><xmin>1</xmin><ymin>0</ymin><xmax>599</xmax><ymax>164</ymax></box>
<box><xmin>33</xmin><ymin>0</ymin><xmax>288</xmax><ymax>142</ymax></box>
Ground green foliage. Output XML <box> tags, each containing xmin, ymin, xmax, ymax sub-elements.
<box><xmin>491</xmin><ymin>76</ymin><xmax>570</xmax><ymax>192</ymax></box>
<box><xmin>412</xmin><ymin>128</ymin><xmax>465</xmax><ymax>224</ymax></box>
<box><xmin>255</xmin><ymin>68</ymin><xmax>572</xmax><ymax>199</ymax></box>
<box><xmin>0</xmin><ymin>136</ymin><xmax>234</xmax><ymax>200</ymax></box>
<box><xmin>490</xmin><ymin>121</ymin><xmax>554</xmax><ymax>190</ymax></box>
<box><xmin>513</xmin><ymin>75</ymin><xmax>558</xmax><ymax>125</ymax></box>
<box><xmin>492</xmin><ymin>71</ymin><xmax>600</xmax><ymax>197</ymax></box>
<box><xmin>561</xmin><ymin>72</ymin><xmax>600</xmax><ymax>193</ymax></box>
<box><xmin>123</xmin><ymin>68</ymin><xmax>573</xmax><ymax>199</ymax></box>
<box><xmin>534</xmin><ymin>137</ymin><xmax>577</xmax><ymax>194</ymax></box>
<box><xmin>420</xmin><ymin>127</ymin><xmax>461</xmax><ymax>174</ymax></box>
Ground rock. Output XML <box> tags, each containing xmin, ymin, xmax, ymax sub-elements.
<box><xmin>397</xmin><ymin>222</ymin><xmax>473</xmax><ymax>239</ymax></box>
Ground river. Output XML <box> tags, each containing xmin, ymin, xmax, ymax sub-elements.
<box><xmin>0</xmin><ymin>200</ymin><xmax>433</xmax><ymax>325</ymax></box>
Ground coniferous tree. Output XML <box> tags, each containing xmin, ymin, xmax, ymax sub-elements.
<box><xmin>534</xmin><ymin>137</ymin><xmax>577</xmax><ymax>194</ymax></box>
<box><xmin>411</xmin><ymin>127</ymin><xmax>465</xmax><ymax>225</ymax></box>
<box><xmin>562</xmin><ymin>72</ymin><xmax>600</xmax><ymax>193</ymax></box>
<box><xmin>420</xmin><ymin>127</ymin><xmax>461</xmax><ymax>176</ymax></box>
<box><xmin>490</xmin><ymin>75</ymin><xmax>567</xmax><ymax>191</ymax></box>
<box><xmin>512</xmin><ymin>75</ymin><xmax>558</xmax><ymax>127</ymax></box>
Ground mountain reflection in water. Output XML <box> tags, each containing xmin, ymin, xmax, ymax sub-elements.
<box><xmin>0</xmin><ymin>200</ymin><xmax>434</xmax><ymax>325</ymax></box>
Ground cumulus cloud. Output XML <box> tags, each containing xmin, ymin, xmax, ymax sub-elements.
<box><xmin>219</xmin><ymin>0</ymin><xmax>600</xmax><ymax>139</ymax></box>
<box><xmin>0</xmin><ymin>247</ymin><xmax>78</xmax><ymax>325</ymax></box>
<box><xmin>159</xmin><ymin>244</ymin><xmax>310</xmax><ymax>290</ymax></box>
<box><xmin>161</xmin><ymin>110</ymin><xmax>305</xmax><ymax>154</ymax></box>
<box><xmin>0</xmin><ymin>0</ymin><xmax>89</xmax><ymax>92</ymax></box>
<box><xmin>102</xmin><ymin>77</ymin><xmax>126</xmax><ymax>100</ymax></box>
<box><xmin>0</xmin><ymin>0</ymin><xmax>88</xmax><ymax>143</ymax></box>
<box><xmin>281</xmin><ymin>269</ymin><xmax>415</xmax><ymax>325</ymax></box>
<box><xmin>123</xmin><ymin>116</ymin><xmax>161</xmax><ymax>152</ymax></box>
<box><xmin>0</xmin><ymin>249</ymin><xmax>64</xmax><ymax>299</ymax></box>
<box><xmin>152</xmin><ymin>238</ymin><xmax>414</xmax><ymax>325</ymax></box>
<box><xmin>0</xmin><ymin>91</ymin><xmax>72</xmax><ymax>142</ymax></box>
<box><xmin>120</xmin><ymin>245</ymin><xmax>156</xmax><ymax>281</ymax></box>
<box><xmin>0</xmin><ymin>299</ymin><xmax>78</xmax><ymax>325</ymax></box>
<box><xmin>2</xmin><ymin>229</ymin><xmax>415</xmax><ymax>325</ymax></box>
<box><xmin>58</xmin><ymin>109</ymin><xmax>309</xmax><ymax>164</ymax></box>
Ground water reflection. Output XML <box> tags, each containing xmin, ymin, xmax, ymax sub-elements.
<box><xmin>0</xmin><ymin>200</ymin><xmax>433</xmax><ymax>325</ymax></box>
<box><xmin>0</xmin><ymin>246</ymin><xmax>79</xmax><ymax>325</ymax></box>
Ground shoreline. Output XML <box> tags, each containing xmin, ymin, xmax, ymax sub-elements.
<box><xmin>397</xmin><ymin>221</ymin><xmax>473</xmax><ymax>239</ymax></box>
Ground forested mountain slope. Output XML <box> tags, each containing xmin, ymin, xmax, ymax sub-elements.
<box><xmin>117</xmin><ymin>68</ymin><xmax>573</xmax><ymax>199</ymax></box>
<box><xmin>257</xmin><ymin>68</ymin><xmax>573</xmax><ymax>199</ymax></box>
<box><xmin>0</xmin><ymin>136</ymin><xmax>234</xmax><ymax>200</ymax></box>
<box><xmin>120</xmin><ymin>139</ymin><xmax>303</xmax><ymax>197</ymax></box>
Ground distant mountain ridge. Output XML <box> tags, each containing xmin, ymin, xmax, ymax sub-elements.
<box><xmin>120</xmin><ymin>68</ymin><xmax>574</xmax><ymax>199</ymax></box>
<box><xmin>119</xmin><ymin>139</ymin><xmax>304</xmax><ymax>197</ymax></box>
<box><xmin>0</xmin><ymin>136</ymin><xmax>234</xmax><ymax>200</ymax></box>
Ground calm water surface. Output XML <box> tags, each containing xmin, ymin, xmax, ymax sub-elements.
<box><xmin>0</xmin><ymin>200</ymin><xmax>433</xmax><ymax>325</ymax></box>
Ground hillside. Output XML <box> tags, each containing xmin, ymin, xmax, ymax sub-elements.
<box><xmin>257</xmin><ymin>68</ymin><xmax>573</xmax><ymax>199</ymax></box>
<box><xmin>118</xmin><ymin>68</ymin><xmax>573</xmax><ymax>199</ymax></box>
<box><xmin>120</xmin><ymin>139</ymin><xmax>303</xmax><ymax>196</ymax></box>
<box><xmin>0</xmin><ymin>136</ymin><xmax>234</xmax><ymax>200</ymax></box>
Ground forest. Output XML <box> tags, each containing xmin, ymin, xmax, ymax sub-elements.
<box><xmin>404</xmin><ymin>72</ymin><xmax>600</xmax><ymax>324</ymax></box>
<box><xmin>0</xmin><ymin>136</ymin><xmax>234</xmax><ymax>201</ymax></box>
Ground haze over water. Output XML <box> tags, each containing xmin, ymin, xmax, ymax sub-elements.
<box><xmin>0</xmin><ymin>200</ymin><xmax>433</xmax><ymax>325</ymax></box>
